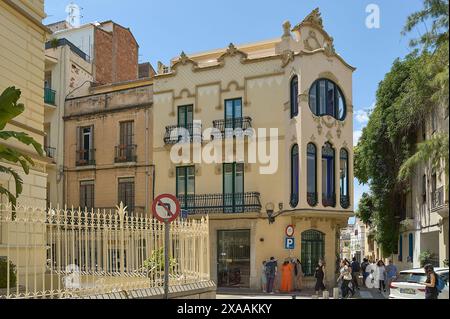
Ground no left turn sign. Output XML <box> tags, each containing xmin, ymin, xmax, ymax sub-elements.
<box><xmin>152</xmin><ymin>194</ymin><xmax>181</xmax><ymax>223</ymax></box>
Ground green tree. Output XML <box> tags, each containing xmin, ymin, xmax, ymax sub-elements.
<box><xmin>356</xmin><ymin>193</ymin><xmax>375</xmax><ymax>226</ymax></box>
<box><xmin>0</xmin><ymin>87</ymin><xmax>43</xmax><ymax>206</ymax></box>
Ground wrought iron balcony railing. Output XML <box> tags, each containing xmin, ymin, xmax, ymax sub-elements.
<box><xmin>177</xmin><ymin>192</ymin><xmax>261</xmax><ymax>215</ymax></box>
<box><xmin>431</xmin><ymin>186</ymin><xmax>445</xmax><ymax>210</ymax></box>
<box><xmin>44</xmin><ymin>146</ymin><xmax>56</xmax><ymax>160</ymax></box>
<box><xmin>115</xmin><ymin>144</ymin><xmax>137</xmax><ymax>163</ymax></box>
<box><xmin>212</xmin><ymin>117</ymin><xmax>253</xmax><ymax>134</ymax></box>
<box><xmin>164</xmin><ymin>123</ymin><xmax>202</xmax><ymax>145</ymax></box>
<box><xmin>307</xmin><ymin>192</ymin><xmax>318</xmax><ymax>207</ymax></box>
<box><xmin>76</xmin><ymin>149</ymin><xmax>96</xmax><ymax>166</ymax></box>
<box><xmin>44</xmin><ymin>87</ymin><xmax>56</xmax><ymax>105</ymax></box>
<box><xmin>322</xmin><ymin>193</ymin><xmax>336</xmax><ymax>208</ymax></box>
<box><xmin>340</xmin><ymin>195</ymin><xmax>350</xmax><ymax>209</ymax></box>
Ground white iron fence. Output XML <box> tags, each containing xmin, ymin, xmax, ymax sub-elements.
<box><xmin>0</xmin><ymin>203</ymin><xmax>210</xmax><ymax>299</ymax></box>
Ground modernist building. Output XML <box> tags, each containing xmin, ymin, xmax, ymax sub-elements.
<box><xmin>395</xmin><ymin>102</ymin><xmax>449</xmax><ymax>269</ymax></box>
<box><xmin>0</xmin><ymin>0</ymin><xmax>50</xmax><ymax>207</ymax></box>
<box><xmin>63</xmin><ymin>79</ymin><xmax>154</xmax><ymax>215</ymax></box>
<box><xmin>153</xmin><ymin>9</ymin><xmax>355</xmax><ymax>289</ymax></box>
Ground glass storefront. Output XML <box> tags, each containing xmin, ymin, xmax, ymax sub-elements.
<box><xmin>217</xmin><ymin>230</ymin><xmax>251</xmax><ymax>288</ymax></box>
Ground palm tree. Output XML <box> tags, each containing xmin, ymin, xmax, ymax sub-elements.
<box><xmin>0</xmin><ymin>87</ymin><xmax>43</xmax><ymax>206</ymax></box>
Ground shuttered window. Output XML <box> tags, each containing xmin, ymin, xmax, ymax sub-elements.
<box><xmin>118</xmin><ymin>178</ymin><xmax>135</xmax><ymax>214</ymax></box>
<box><xmin>80</xmin><ymin>180</ymin><xmax>94</xmax><ymax>210</ymax></box>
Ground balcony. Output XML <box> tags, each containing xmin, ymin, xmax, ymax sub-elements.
<box><xmin>44</xmin><ymin>87</ymin><xmax>56</xmax><ymax>106</ymax></box>
<box><xmin>76</xmin><ymin>149</ymin><xmax>96</xmax><ymax>166</ymax></box>
<box><xmin>340</xmin><ymin>195</ymin><xmax>350</xmax><ymax>209</ymax></box>
<box><xmin>44</xmin><ymin>146</ymin><xmax>56</xmax><ymax>161</ymax></box>
<box><xmin>177</xmin><ymin>192</ymin><xmax>262</xmax><ymax>215</ymax></box>
<box><xmin>322</xmin><ymin>193</ymin><xmax>336</xmax><ymax>208</ymax></box>
<box><xmin>164</xmin><ymin>123</ymin><xmax>202</xmax><ymax>145</ymax></box>
<box><xmin>115</xmin><ymin>144</ymin><xmax>137</xmax><ymax>163</ymax></box>
<box><xmin>212</xmin><ymin>117</ymin><xmax>253</xmax><ymax>138</ymax></box>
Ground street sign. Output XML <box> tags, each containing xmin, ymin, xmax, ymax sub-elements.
<box><xmin>285</xmin><ymin>225</ymin><xmax>295</xmax><ymax>237</ymax></box>
<box><xmin>151</xmin><ymin>194</ymin><xmax>181</xmax><ymax>300</ymax></box>
<box><xmin>152</xmin><ymin>194</ymin><xmax>181</xmax><ymax>223</ymax></box>
<box><xmin>285</xmin><ymin>237</ymin><xmax>295</xmax><ymax>250</ymax></box>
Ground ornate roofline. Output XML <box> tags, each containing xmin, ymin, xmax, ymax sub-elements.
<box><xmin>292</xmin><ymin>8</ymin><xmax>333</xmax><ymax>42</ymax></box>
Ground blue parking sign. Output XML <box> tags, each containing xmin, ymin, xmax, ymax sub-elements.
<box><xmin>285</xmin><ymin>237</ymin><xmax>295</xmax><ymax>250</ymax></box>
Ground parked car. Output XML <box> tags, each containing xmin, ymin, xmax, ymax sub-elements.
<box><xmin>389</xmin><ymin>267</ymin><xmax>449</xmax><ymax>299</ymax></box>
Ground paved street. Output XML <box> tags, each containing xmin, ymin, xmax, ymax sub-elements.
<box><xmin>217</xmin><ymin>287</ymin><xmax>388</xmax><ymax>300</ymax></box>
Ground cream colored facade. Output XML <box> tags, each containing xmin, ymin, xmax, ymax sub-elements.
<box><xmin>64</xmin><ymin>80</ymin><xmax>154</xmax><ymax>215</ymax></box>
<box><xmin>0</xmin><ymin>0</ymin><xmax>49</xmax><ymax>207</ymax></box>
<box><xmin>153</xmin><ymin>9</ymin><xmax>354</xmax><ymax>289</ymax></box>
<box><xmin>44</xmin><ymin>39</ymin><xmax>94</xmax><ymax>207</ymax></box>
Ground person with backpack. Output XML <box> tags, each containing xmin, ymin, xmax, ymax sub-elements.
<box><xmin>423</xmin><ymin>264</ymin><xmax>443</xmax><ymax>299</ymax></box>
<box><xmin>361</xmin><ymin>258</ymin><xmax>370</xmax><ymax>287</ymax></box>
<box><xmin>351</xmin><ymin>257</ymin><xmax>361</xmax><ymax>290</ymax></box>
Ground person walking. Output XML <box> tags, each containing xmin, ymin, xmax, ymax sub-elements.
<box><xmin>376</xmin><ymin>260</ymin><xmax>387</xmax><ymax>293</ymax></box>
<box><xmin>361</xmin><ymin>258</ymin><xmax>370</xmax><ymax>287</ymax></box>
<box><xmin>261</xmin><ymin>261</ymin><xmax>268</xmax><ymax>293</ymax></box>
<box><xmin>337</xmin><ymin>259</ymin><xmax>354</xmax><ymax>298</ymax></box>
<box><xmin>366</xmin><ymin>259</ymin><xmax>378</xmax><ymax>289</ymax></box>
<box><xmin>350</xmin><ymin>257</ymin><xmax>361</xmax><ymax>290</ymax></box>
<box><xmin>314</xmin><ymin>260</ymin><xmax>326</xmax><ymax>295</ymax></box>
<box><xmin>385</xmin><ymin>259</ymin><xmax>398</xmax><ymax>292</ymax></box>
<box><xmin>294</xmin><ymin>259</ymin><xmax>304</xmax><ymax>291</ymax></box>
<box><xmin>265</xmin><ymin>257</ymin><xmax>278</xmax><ymax>294</ymax></box>
<box><xmin>280</xmin><ymin>258</ymin><xmax>294</xmax><ymax>293</ymax></box>
<box><xmin>423</xmin><ymin>264</ymin><xmax>439</xmax><ymax>299</ymax></box>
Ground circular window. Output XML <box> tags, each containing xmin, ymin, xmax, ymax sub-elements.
<box><xmin>309</xmin><ymin>79</ymin><xmax>346</xmax><ymax>121</ymax></box>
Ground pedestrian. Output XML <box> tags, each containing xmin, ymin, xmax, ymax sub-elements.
<box><xmin>385</xmin><ymin>259</ymin><xmax>398</xmax><ymax>292</ymax></box>
<box><xmin>280</xmin><ymin>258</ymin><xmax>294</xmax><ymax>293</ymax></box>
<box><xmin>337</xmin><ymin>259</ymin><xmax>354</xmax><ymax>298</ymax></box>
<box><xmin>366</xmin><ymin>259</ymin><xmax>377</xmax><ymax>289</ymax></box>
<box><xmin>423</xmin><ymin>264</ymin><xmax>439</xmax><ymax>299</ymax></box>
<box><xmin>350</xmin><ymin>257</ymin><xmax>361</xmax><ymax>290</ymax></box>
<box><xmin>376</xmin><ymin>260</ymin><xmax>387</xmax><ymax>293</ymax></box>
<box><xmin>265</xmin><ymin>257</ymin><xmax>277</xmax><ymax>294</ymax></box>
<box><xmin>261</xmin><ymin>261</ymin><xmax>267</xmax><ymax>293</ymax></box>
<box><xmin>361</xmin><ymin>258</ymin><xmax>370</xmax><ymax>287</ymax></box>
<box><xmin>314</xmin><ymin>260</ymin><xmax>326</xmax><ymax>295</ymax></box>
<box><xmin>294</xmin><ymin>259</ymin><xmax>303</xmax><ymax>291</ymax></box>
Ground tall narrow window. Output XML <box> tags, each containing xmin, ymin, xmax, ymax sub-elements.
<box><xmin>408</xmin><ymin>233</ymin><xmax>414</xmax><ymax>262</ymax></box>
<box><xmin>178</xmin><ymin>105</ymin><xmax>194</xmax><ymax>140</ymax></box>
<box><xmin>422</xmin><ymin>174</ymin><xmax>427</xmax><ymax>203</ymax></box>
<box><xmin>176</xmin><ymin>166</ymin><xmax>196</xmax><ymax>210</ymax></box>
<box><xmin>80</xmin><ymin>180</ymin><xmax>94</xmax><ymax>210</ymax></box>
<box><xmin>322</xmin><ymin>142</ymin><xmax>336</xmax><ymax>207</ymax></box>
<box><xmin>117</xmin><ymin>121</ymin><xmax>136</xmax><ymax>162</ymax></box>
<box><xmin>77</xmin><ymin>126</ymin><xmax>94</xmax><ymax>166</ymax></box>
<box><xmin>398</xmin><ymin>235</ymin><xmax>403</xmax><ymax>262</ymax></box>
<box><xmin>118</xmin><ymin>178</ymin><xmax>135</xmax><ymax>214</ymax></box>
<box><xmin>290</xmin><ymin>144</ymin><xmax>299</xmax><ymax>207</ymax></box>
<box><xmin>290</xmin><ymin>76</ymin><xmax>299</xmax><ymax>118</ymax></box>
<box><xmin>223</xmin><ymin>163</ymin><xmax>244</xmax><ymax>213</ymax></box>
<box><xmin>307</xmin><ymin>143</ymin><xmax>318</xmax><ymax>206</ymax></box>
<box><xmin>340</xmin><ymin>149</ymin><xmax>350</xmax><ymax>209</ymax></box>
<box><xmin>225</xmin><ymin>98</ymin><xmax>243</xmax><ymax>130</ymax></box>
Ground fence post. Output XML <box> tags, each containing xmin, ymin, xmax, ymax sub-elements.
<box><xmin>118</xmin><ymin>202</ymin><xmax>125</xmax><ymax>275</ymax></box>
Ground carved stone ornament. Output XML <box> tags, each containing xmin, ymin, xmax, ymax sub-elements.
<box><xmin>281</xmin><ymin>50</ymin><xmax>295</xmax><ymax>68</ymax></box>
<box><xmin>310</xmin><ymin>218</ymin><xmax>318</xmax><ymax>229</ymax></box>
<box><xmin>326</xmin><ymin>131</ymin><xmax>333</xmax><ymax>141</ymax></box>
<box><xmin>317</xmin><ymin>124</ymin><xmax>323</xmax><ymax>135</ymax></box>
<box><xmin>282</xmin><ymin>21</ymin><xmax>292</xmax><ymax>37</ymax></box>
<box><xmin>227</xmin><ymin>43</ymin><xmax>238</xmax><ymax>56</ymax></box>
<box><xmin>179</xmin><ymin>51</ymin><xmax>189</xmax><ymax>65</ymax></box>
<box><xmin>304</xmin><ymin>31</ymin><xmax>321</xmax><ymax>51</ymax></box>
<box><xmin>310</xmin><ymin>134</ymin><xmax>316</xmax><ymax>142</ymax></box>
<box><xmin>337</xmin><ymin>126</ymin><xmax>342</xmax><ymax>139</ymax></box>
<box><xmin>303</xmin><ymin>8</ymin><xmax>323</xmax><ymax>28</ymax></box>
<box><xmin>324</xmin><ymin>40</ymin><xmax>336</xmax><ymax>57</ymax></box>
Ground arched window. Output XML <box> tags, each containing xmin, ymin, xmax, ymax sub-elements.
<box><xmin>307</xmin><ymin>143</ymin><xmax>317</xmax><ymax>206</ymax></box>
<box><xmin>290</xmin><ymin>144</ymin><xmax>299</xmax><ymax>207</ymax></box>
<box><xmin>290</xmin><ymin>76</ymin><xmax>299</xmax><ymax>119</ymax></box>
<box><xmin>408</xmin><ymin>233</ymin><xmax>414</xmax><ymax>262</ymax></box>
<box><xmin>309</xmin><ymin>79</ymin><xmax>346</xmax><ymax>120</ymax></box>
<box><xmin>322</xmin><ymin>142</ymin><xmax>336</xmax><ymax>207</ymax></box>
<box><xmin>301</xmin><ymin>230</ymin><xmax>325</xmax><ymax>276</ymax></box>
<box><xmin>340</xmin><ymin>149</ymin><xmax>350</xmax><ymax>209</ymax></box>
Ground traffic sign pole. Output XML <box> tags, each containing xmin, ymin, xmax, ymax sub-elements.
<box><xmin>164</xmin><ymin>220</ymin><xmax>170</xmax><ymax>300</ymax></box>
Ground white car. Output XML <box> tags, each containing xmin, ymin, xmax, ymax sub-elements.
<box><xmin>389</xmin><ymin>267</ymin><xmax>449</xmax><ymax>299</ymax></box>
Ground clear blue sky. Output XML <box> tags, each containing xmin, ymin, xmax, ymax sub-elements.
<box><xmin>44</xmin><ymin>0</ymin><xmax>425</xmax><ymax>220</ymax></box>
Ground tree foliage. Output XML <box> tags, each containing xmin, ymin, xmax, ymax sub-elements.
<box><xmin>356</xmin><ymin>193</ymin><xmax>375</xmax><ymax>226</ymax></box>
<box><xmin>0</xmin><ymin>87</ymin><xmax>43</xmax><ymax>206</ymax></box>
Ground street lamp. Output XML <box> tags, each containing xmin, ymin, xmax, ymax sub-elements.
<box><xmin>265</xmin><ymin>202</ymin><xmax>284</xmax><ymax>224</ymax></box>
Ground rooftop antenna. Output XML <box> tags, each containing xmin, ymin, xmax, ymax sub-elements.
<box><xmin>65</xmin><ymin>2</ymin><xmax>81</xmax><ymax>28</ymax></box>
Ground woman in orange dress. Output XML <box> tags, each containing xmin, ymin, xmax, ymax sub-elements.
<box><xmin>280</xmin><ymin>259</ymin><xmax>294</xmax><ymax>293</ymax></box>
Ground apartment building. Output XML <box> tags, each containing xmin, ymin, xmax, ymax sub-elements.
<box><xmin>153</xmin><ymin>9</ymin><xmax>355</xmax><ymax>289</ymax></box>
<box><xmin>63</xmin><ymin>79</ymin><xmax>153</xmax><ymax>215</ymax></box>
<box><xmin>395</xmin><ymin>103</ymin><xmax>449</xmax><ymax>269</ymax></box>
<box><xmin>0</xmin><ymin>0</ymin><xmax>50</xmax><ymax>207</ymax></box>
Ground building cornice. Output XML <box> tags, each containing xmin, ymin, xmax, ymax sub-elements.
<box><xmin>3</xmin><ymin>0</ymin><xmax>52</xmax><ymax>34</ymax></box>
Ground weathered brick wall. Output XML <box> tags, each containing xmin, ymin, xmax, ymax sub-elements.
<box><xmin>113</xmin><ymin>24</ymin><xmax>138</xmax><ymax>83</ymax></box>
<box><xmin>94</xmin><ymin>28</ymin><xmax>113</xmax><ymax>85</ymax></box>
